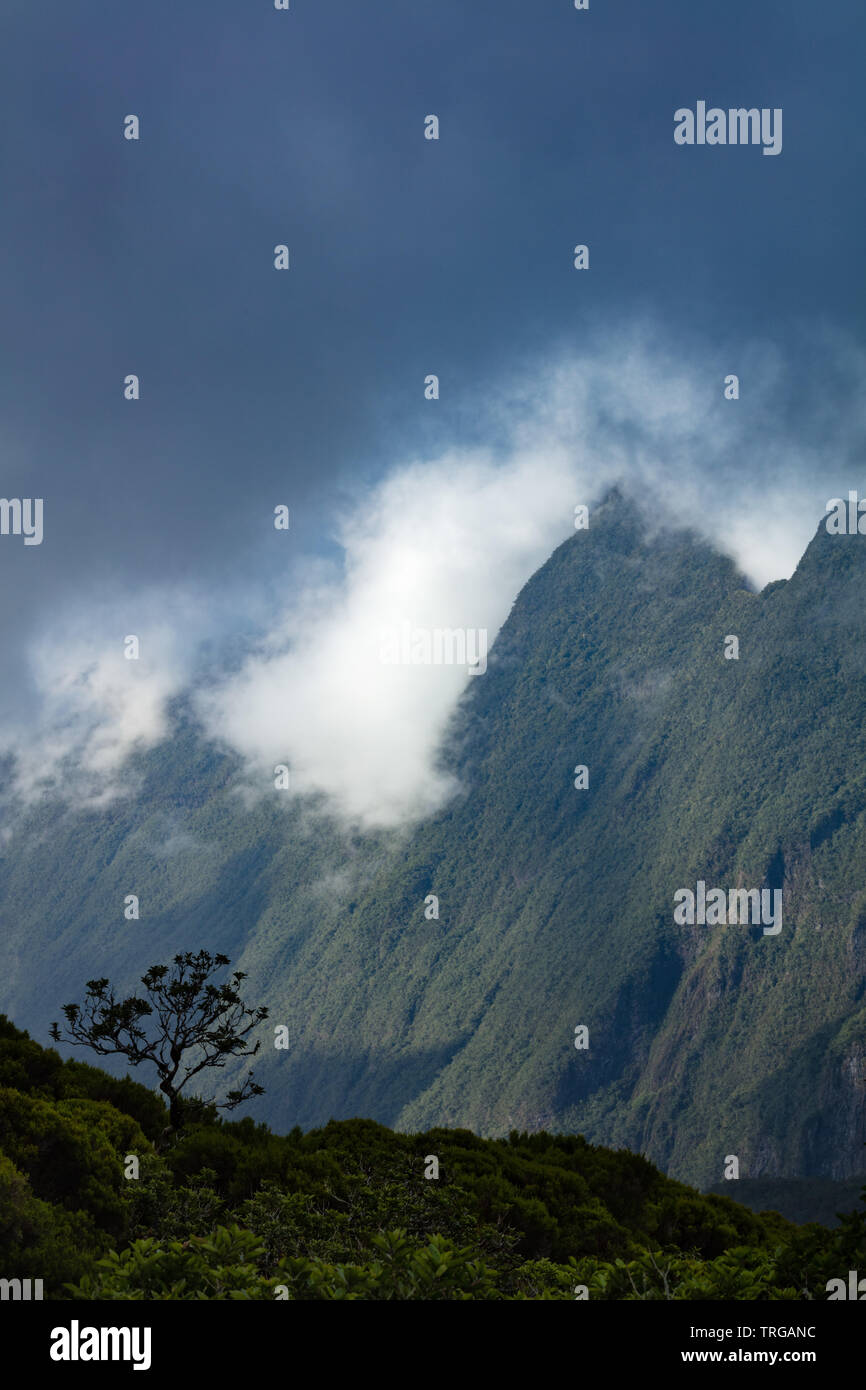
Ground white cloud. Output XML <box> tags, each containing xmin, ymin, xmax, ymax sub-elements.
<box><xmin>4</xmin><ymin>324</ymin><xmax>864</xmax><ymax>827</ymax></box>
<box><xmin>1</xmin><ymin>597</ymin><xmax>201</xmax><ymax>809</ymax></box>
<box><xmin>196</xmin><ymin>446</ymin><xmax>578</xmax><ymax>825</ymax></box>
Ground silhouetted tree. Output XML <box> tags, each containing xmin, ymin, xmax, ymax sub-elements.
<box><xmin>50</xmin><ymin>951</ymin><xmax>268</xmax><ymax>1144</ymax></box>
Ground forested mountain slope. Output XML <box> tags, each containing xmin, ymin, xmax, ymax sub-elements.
<box><xmin>2</xmin><ymin>492</ymin><xmax>865</xmax><ymax>1189</ymax></box>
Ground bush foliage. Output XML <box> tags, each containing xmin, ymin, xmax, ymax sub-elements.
<box><xmin>0</xmin><ymin>1016</ymin><xmax>863</xmax><ymax>1300</ymax></box>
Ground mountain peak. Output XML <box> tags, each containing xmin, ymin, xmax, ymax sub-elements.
<box><xmin>791</xmin><ymin>495</ymin><xmax>866</xmax><ymax>589</ymax></box>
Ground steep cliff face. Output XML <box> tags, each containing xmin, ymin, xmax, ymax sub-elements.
<box><xmin>2</xmin><ymin>493</ymin><xmax>865</xmax><ymax>1188</ymax></box>
<box><xmin>605</xmin><ymin>514</ymin><xmax>866</xmax><ymax>1185</ymax></box>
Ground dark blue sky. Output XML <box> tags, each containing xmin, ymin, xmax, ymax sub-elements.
<box><xmin>1</xmin><ymin>0</ymin><xmax>864</xmax><ymax>715</ymax></box>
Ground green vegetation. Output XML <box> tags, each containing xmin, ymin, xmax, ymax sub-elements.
<box><xmin>0</xmin><ymin>1016</ymin><xmax>863</xmax><ymax>1299</ymax></box>
<box><xmin>3</xmin><ymin>493</ymin><xmax>866</xmax><ymax>1188</ymax></box>
<box><xmin>706</xmin><ymin>1178</ymin><xmax>866</xmax><ymax>1229</ymax></box>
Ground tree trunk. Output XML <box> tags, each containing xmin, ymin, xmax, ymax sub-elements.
<box><xmin>156</xmin><ymin>1079</ymin><xmax>184</xmax><ymax>1150</ymax></box>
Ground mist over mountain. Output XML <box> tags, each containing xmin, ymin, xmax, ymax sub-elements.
<box><xmin>3</xmin><ymin>490</ymin><xmax>865</xmax><ymax>1190</ymax></box>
